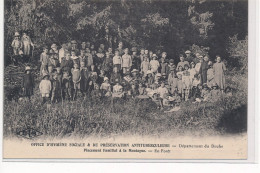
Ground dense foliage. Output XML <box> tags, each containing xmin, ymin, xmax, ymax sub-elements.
<box><xmin>5</xmin><ymin>0</ymin><xmax>248</xmax><ymax>66</ymax></box>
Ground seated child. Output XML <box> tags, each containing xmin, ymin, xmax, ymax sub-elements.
<box><xmin>201</xmin><ymin>84</ymin><xmax>210</xmax><ymax>101</ymax></box>
<box><xmin>208</xmin><ymin>83</ymin><xmax>222</xmax><ymax>102</ymax></box>
<box><xmin>112</xmin><ymin>82</ymin><xmax>124</xmax><ymax>98</ymax></box>
<box><xmin>100</xmin><ymin>77</ymin><xmax>112</xmax><ymax>97</ymax></box>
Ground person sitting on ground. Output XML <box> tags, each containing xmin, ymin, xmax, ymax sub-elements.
<box><xmin>201</xmin><ymin>84</ymin><xmax>210</xmax><ymax>101</ymax></box>
<box><xmin>157</xmin><ymin>82</ymin><xmax>169</xmax><ymax>108</ymax></box>
<box><xmin>208</xmin><ymin>83</ymin><xmax>222</xmax><ymax>102</ymax></box>
<box><xmin>112</xmin><ymin>82</ymin><xmax>124</xmax><ymax>98</ymax></box>
<box><xmin>110</xmin><ymin>66</ymin><xmax>122</xmax><ymax>85</ymax></box>
<box><xmin>100</xmin><ymin>77</ymin><xmax>112</xmax><ymax>97</ymax></box>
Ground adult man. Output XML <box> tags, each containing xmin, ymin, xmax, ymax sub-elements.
<box><xmin>185</xmin><ymin>50</ymin><xmax>193</xmax><ymax>63</ymax></box>
<box><xmin>21</xmin><ymin>32</ymin><xmax>34</xmax><ymax>56</ymax></box>
<box><xmin>59</xmin><ymin>43</ymin><xmax>67</xmax><ymax>63</ymax></box>
<box><xmin>11</xmin><ymin>32</ymin><xmax>23</xmax><ymax>56</ymax></box>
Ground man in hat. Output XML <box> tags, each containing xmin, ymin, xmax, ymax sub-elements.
<box><xmin>81</xmin><ymin>42</ymin><xmax>86</xmax><ymax>50</ymax></box>
<box><xmin>11</xmin><ymin>32</ymin><xmax>23</xmax><ymax>56</ymax></box>
<box><xmin>71</xmin><ymin>40</ymin><xmax>79</xmax><ymax>55</ymax></box>
<box><xmin>185</xmin><ymin>50</ymin><xmax>193</xmax><ymax>63</ymax></box>
<box><xmin>21</xmin><ymin>32</ymin><xmax>34</xmax><ymax>56</ymax></box>
<box><xmin>199</xmin><ymin>56</ymin><xmax>209</xmax><ymax>85</ymax></box>
<box><xmin>131</xmin><ymin>48</ymin><xmax>141</xmax><ymax>71</ymax></box>
<box><xmin>22</xmin><ymin>66</ymin><xmax>34</xmax><ymax>101</ymax></box>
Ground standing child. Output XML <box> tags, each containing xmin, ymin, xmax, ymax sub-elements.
<box><xmin>140</xmin><ymin>56</ymin><xmax>150</xmax><ymax>77</ymax></box>
<box><xmin>113</xmin><ymin>50</ymin><xmax>122</xmax><ymax>71</ymax></box>
<box><xmin>80</xmin><ymin>61</ymin><xmax>89</xmax><ymax>97</ymax></box>
<box><xmin>102</xmin><ymin>52</ymin><xmax>113</xmax><ymax>77</ymax></box>
<box><xmin>177</xmin><ymin>55</ymin><xmax>190</xmax><ymax>70</ymax></box>
<box><xmin>62</xmin><ymin>71</ymin><xmax>72</xmax><ymax>101</ymax></box>
<box><xmin>71</xmin><ymin>63</ymin><xmax>81</xmax><ymax>100</ymax></box>
<box><xmin>139</xmin><ymin>48</ymin><xmax>145</xmax><ymax>62</ymax></box>
<box><xmin>121</xmin><ymin>48</ymin><xmax>132</xmax><ymax>74</ymax></box>
<box><xmin>207</xmin><ymin>61</ymin><xmax>215</xmax><ymax>88</ymax></box>
<box><xmin>131</xmin><ymin>49</ymin><xmax>141</xmax><ymax>71</ymax></box>
<box><xmin>182</xmin><ymin>64</ymin><xmax>191</xmax><ymax>101</ymax></box>
<box><xmin>213</xmin><ymin>55</ymin><xmax>226</xmax><ymax>92</ymax></box>
<box><xmin>168</xmin><ymin>59</ymin><xmax>176</xmax><ymax>75</ymax></box>
<box><xmin>71</xmin><ymin>50</ymin><xmax>80</xmax><ymax>67</ymax></box>
<box><xmin>150</xmin><ymin>54</ymin><xmax>160</xmax><ymax>73</ymax></box>
<box><xmin>160</xmin><ymin>58</ymin><xmax>168</xmax><ymax>75</ymax></box>
<box><xmin>22</xmin><ymin>66</ymin><xmax>34</xmax><ymax>101</ymax></box>
<box><xmin>168</xmin><ymin>69</ymin><xmax>178</xmax><ymax>95</ymax></box>
<box><xmin>177</xmin><ymin>73</ymin><xmax>184</xmax><ymax>100</ymax></box>
<box><xmin>39</xmin><ymin>73</ymin><xmax>52</xmax><ymax>104</ymax></box>
<box><xmin>39</xmin><ymin>47</ymin><xmax>49</xmax><ymax>76</ymax></box>
<box><xmin>85</xmin><ymin>48</ymin><xmax>93</xmax><ymax>68</ymax></box>
<box><xmin>51</xmin><ymin>73</ymin><xmax>62</xmax><ymax>103</ymax></box>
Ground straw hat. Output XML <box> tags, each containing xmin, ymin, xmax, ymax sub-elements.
<box><xmin>155</xmin><ymin>73</ymin><xmax>162</xmax><ymax>77</ymax></box>
<box><xmin>131</xmin><ymin>69</ymin><xmax>138</xmax><ymax>73</ymax></box>
<box><xmin>71</xmin><ymin>40</ymin><xmax>77</xmax><ymax>44</ymax></box>
<box><xmin>104</xmin><ymin>77</ymin><xmax>109</xmax><ymax>81</ymax></box>
<box><xmin>14</xmin><ymin>32</ymin><xmax>20</xmax><ymax>37</ymax></box>
<box><xmin>185</xmin><ymin>50</ymin><xmax>191</xmax><ymax>54</ymax></box>
<box><xmin>51</xmin><ymin>44</ymin><xmax>57</xmax><ymax>49</ymax></box>
<box><xmin>146</xmin><ymin>70</ymin><xmax>152</xmax><ymax>75</ymax></box>
<box><xmin>25</xmin><ymin>66</ymin><xmax>32</xmax><ymax>72</ymax></box>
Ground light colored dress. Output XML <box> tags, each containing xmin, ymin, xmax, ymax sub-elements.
<box><xmin>213</xmin><ymin>62</ymin><xmax>226</xmax><ymax>90</ymax></box>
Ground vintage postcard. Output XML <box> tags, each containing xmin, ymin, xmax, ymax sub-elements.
<box><xmin>2</xmin><ymin>0</ymin><xmax>253</xmax><ymax>161</ymax></box>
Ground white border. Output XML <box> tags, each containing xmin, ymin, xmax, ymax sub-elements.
<box><xmin>0</xmin><ymin>0</ymin><xmax>259</xmax><ymax>168</ymax></box>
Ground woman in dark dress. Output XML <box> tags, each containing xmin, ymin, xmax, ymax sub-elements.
<box><xmin>22</xmin><ymin>66</ymin><xmax>34</xmax><ymax>101</ymax></box>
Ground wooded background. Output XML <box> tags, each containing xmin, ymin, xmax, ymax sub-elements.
<box><xmin>4</xmin><ymin>0</ymin><xmax>248</xmax><ymax>69</ymax></box>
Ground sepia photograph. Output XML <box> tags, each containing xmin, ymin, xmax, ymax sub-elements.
<box><xmin>2</xmin><ymin>0</ymin><xmax>250</xmax><ymax>160</ymax></box>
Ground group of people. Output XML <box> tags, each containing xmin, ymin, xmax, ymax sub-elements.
<box><xmin>21</xmin><ymin>37</ymin><xmax>228</xmax><ymax>109</ymax></box>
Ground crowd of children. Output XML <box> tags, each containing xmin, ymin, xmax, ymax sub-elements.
<box><xmin>22</xmin><ymin>40</ymin><xmax>227</xmax><ymax>110</ymax></box>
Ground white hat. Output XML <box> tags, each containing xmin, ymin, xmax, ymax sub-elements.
<box><xmin>146</xmin><ymin>70</ymin><xmax>152</xmax><ymax>75</ymax></box>
<box><xmin>104</xmin><ymin>77</ymin><xmax>109</xmax><ymax>81</ymax></box>
<box><xmin>155</xmin><ymin>73</ymin><xmax>162</xmax><ymax>77</ymax></box>
<box><xmin>14</xmin><ymin>32</ymin><xmax>20</xmax><ymax>36</ymax></box>
<box><xmin>185</xmin><ymin>50</ymin><xmax>191</xmax><ymax>54</ymax></box>
<box><xmin>131</xmin><ymin>69</ymin><xmax>138</xmax><ymax>73</ymax></box>
<box><xmin>71</xmin><ymin>56</ymin><xmax>79</xmax><ymax>60</ymax></box>
<box><xmin>25</xmin><ymin>66</ymin><xmax>31</xmax><ymax>72</ymax></box>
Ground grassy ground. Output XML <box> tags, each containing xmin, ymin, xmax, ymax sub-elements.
<box><xmin>3</xmin><ymin>70</ymin><xmax>247</xmax><ymax>138</ymax></box>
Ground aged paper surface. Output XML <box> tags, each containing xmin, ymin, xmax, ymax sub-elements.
<box><xmin>3</xmin><ymin>0</ymin><xmax>249</xmax><ymax>160</ymax></box>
